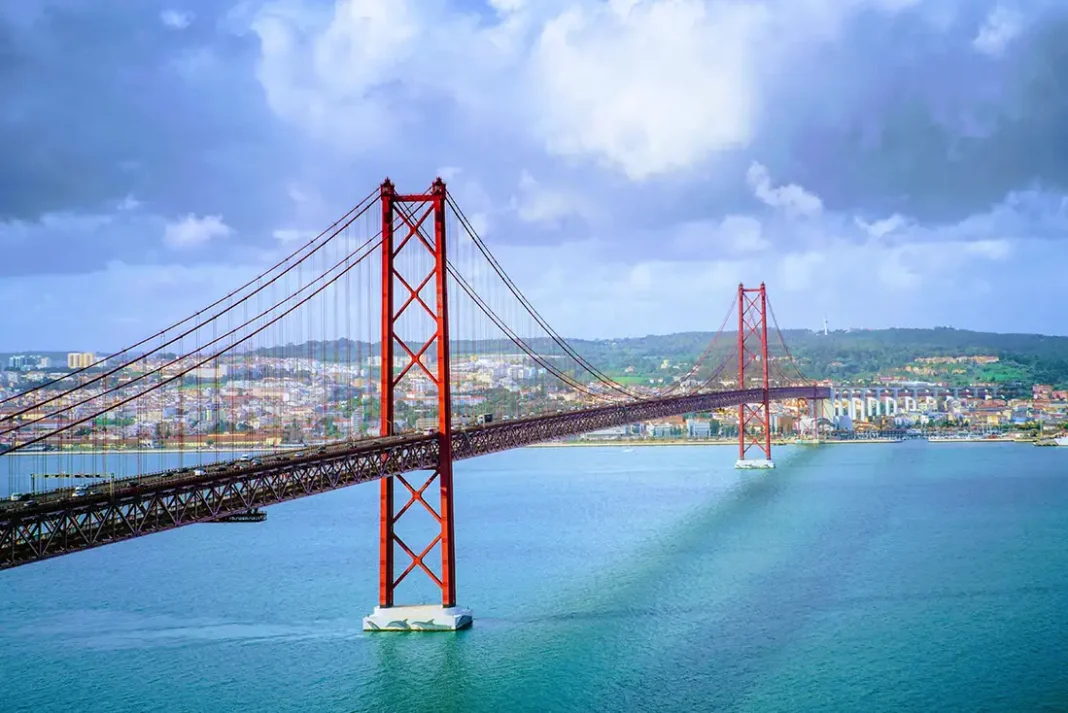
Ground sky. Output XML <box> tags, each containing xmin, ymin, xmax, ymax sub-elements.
<box><xmin>2</xmin><ymin>0</ymin><xmax>1068</xmax><ymax>351</ymax></box>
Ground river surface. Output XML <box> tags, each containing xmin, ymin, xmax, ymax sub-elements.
<box><xmin>1</xmin><ymin>442</ymin><xmax>1067</xmax><ymax>712</ymax></box>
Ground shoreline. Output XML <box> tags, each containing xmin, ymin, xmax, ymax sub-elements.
<box><xmin>527</xmin><ymin>438</ymin><xmax>1026</xmax><ymax>448</ymax></box>
<box><xmin>3</xmin><ymin>437</ymin><xmax>1034</xmax><ymax>457</ymax></box>
<box><xmin>527</xmin><ymin>439</ymin><xmax>885</xmax><ymax>448</ymax></box>
<box><xmin>528</xmin><ymin>440</ymin><xmax>738</xmax><ymax>448</ymax></box>
<box><xmin>1</xmin><ymin>447</ymin><xmax>291</xmax><ymax>457</ymax></box>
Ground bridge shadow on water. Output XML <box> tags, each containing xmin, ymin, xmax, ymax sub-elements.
<box><xmin>354</xmin><ymin>441</ymin><xmax>1068</xmax><ymax>713</ymax></box>
<box><xmin>615</xmin><ymin>442</ymin><xmax>971</xmax><ymax>712</ymax></box>
<box><xmin>366</xmin><ymin>442</ymin><xmax>1037</xmax><ymax>713</ymax></box>
<box><xmin>360</xmin><ymin>447</ymin><xmax>838</xmax><ymax>713</ymax></box>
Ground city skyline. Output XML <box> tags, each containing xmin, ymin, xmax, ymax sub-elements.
<box><xmin>3</xmin><ymin>1</ymin><xmax>1068</xmax><ymax>350</ymax></box>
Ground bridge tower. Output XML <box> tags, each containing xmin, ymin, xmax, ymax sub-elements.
<box><xmin>736</xmin><ymin>283</ymin><xmax>774</xmax><ymax>469</ymax></box>
<box><xmin>363</xmin><ymin>178</ymin><xmax>473</xmax><ymax>632</ymax></box>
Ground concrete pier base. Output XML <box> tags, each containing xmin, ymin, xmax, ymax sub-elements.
<box><xmin>735</xmin><ymin>458</ymin><xmax>775</xmax><ymax>470</ymax></box>
<box><xmin>362</xmin><ymin>605</ymin><xmax>473</xmax><ymax>632</ymax></box>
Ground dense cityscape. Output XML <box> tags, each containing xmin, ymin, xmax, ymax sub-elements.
<box><xmin>3</xmin><ymin>339</ymin><xmax>1067</xmax><ymax>454</ymax></box>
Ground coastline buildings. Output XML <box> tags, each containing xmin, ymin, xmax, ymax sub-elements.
<box><xmin>0</xmin><ymin>347</ymin><xmax>1064</xmax><ymax>451</ymax></box>
<box><xmin>67</xmin><ymin>352</ymin><xmax>96</xmax><ymax>369</ymax></box>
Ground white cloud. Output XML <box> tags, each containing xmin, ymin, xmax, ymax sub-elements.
<box><xmin>721</xmin><ymin>215</ymin><xmax>768</xmax><ymax>252</ymax></box>
<box><xmin>777</xmin><ymin>251</ymin><xmax>825</xmax><ymax>291</ymax></box>
<box><xmin>527</xmin><ymin>1</ymin><xmax>765</xmax><ymax>179</ymax></box>
<box><xmin>488</xmin><ymin>236</ymin><xmax>750</xmax><ymax>337</ymax></box>
<box><xmin>965</xmin><ymin>239</ymin><xmax>1011</xmax><ymax>260</ymax></box>
<box><xmin>511</xmin><ymin>170</ymin><xmax>591</xmax><ymax>226</ymax></box>
<box><xmin>672</xmin><ymin>214</ymin><xmax>767</xmax><ymax>255</ymax></box>
<box><xmin>628</xmin><ymin>263</ymin><xmax>654</xmax><ymax>292</ymax></box>
<box><xmin>488</xmin><ymin>0</ymin><xmax>527</xmax><ymax>14</ymax></box>
<box><xmin>437</xmin><ymin>166</ymin><xmax>462</xmax><ymax>182</ymax></box>
<box><xmin>117</xmin><ymin>195</ymin><xmax>142</xmax><ymax>212</ymax></box>
<box><xmin>875</xmin><ymin>248</ymin><xmax>922</xmax><ymax>289</ymax></box>
<box><xmin>248</xmin><ymin>0</ymin><xmax>926</xmax><ymax>179</ymax></box>
<box><xmin>428</xmin><ymin>167</ymin><xmax>497</xmax><ymax>239</ymax></box>
<box><xmin>0</xmin><ymin>212</ymin><xmax>114</xmax><ymax>246</ymax></box>
<box><xmin>251</xmin><ymin>0</ymin><xmax>427</xmax><ymax>150</ymax></box>
<box><xmin>973</xmin><ymin>5</ymin><xmax>1021</xmax><ymax>56</ymax></box>
<box><xmin>163</xmin><ymin>215</ymin><xmax>233</xmax><ymax>250</ymax></box>
<box><xmin>855</xmin><ymin>213</ymin><xmax>908</xmax><ymax>239</ymax></box>
<box><xmin>161</xmin><ymin>9</ymin><xmax>193</xmax><ymax>30</ymax></box>
<box><xmin>273</xmin><ymin>228</ymin><xmax>314</xmax><ymax>243</ymax></box>
<box><xmin>0</xmin><ymin>192</ymin><xmax>1052</xmax><ymax>351</ymax></box>
<box><xmin>0</xmin><ymin>259</ymin><xmax>272</xmax><ymax>351</ymax></box>
<box><xmin>479</xmin><ymin>211</ymin><xmax>1027</xmax><ymax>337</ymax></box>
<box><xmin>12</xmin><ymin>0</ymin><xmax>1059</xmax><ymax>349</ymax></box>
<box><xmin>783</xmin><ymin>231</ymin><xmax>1014</xmax><ymax>298</ymax></box>
<box><xmin>746</xmin><ymin>162</ymin><xmax>823</xmax><ymax>217</ymax></box>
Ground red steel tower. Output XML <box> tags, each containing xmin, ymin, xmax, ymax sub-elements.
<box><xmin>364</xmin><ymin>178</ymin><xmax>472</xmax><ymax>631</ymax></box>
<box><xmin>736</xmin><ymin>282</ymin><xmax>774</xmax><ymax>469</ymax></box>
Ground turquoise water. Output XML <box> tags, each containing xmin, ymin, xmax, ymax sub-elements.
<box><xmin>1</xmin><ymin>442</ymin><xmax>1067</xmax><ymax>712</ymax></box>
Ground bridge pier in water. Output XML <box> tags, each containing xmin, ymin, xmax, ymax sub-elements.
<box><xmin>735</xmin><ymin>283</ymin><xmax>774</xmax><ymax>470</ymax></box>
<box><xmin>362</xmin><ymin>178</ymin><xmax>472</xmax><ymax>632</ymax></box>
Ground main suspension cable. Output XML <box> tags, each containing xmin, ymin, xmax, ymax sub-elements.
<box><xmin>0</xmin><ymin>189</ymin><xmax>380</xmax><ymax>414</ymax></box>
<box><xmin>447</xmin><ymin>196</ymin><xmax>637</xmax><ymax>400</ymax></box>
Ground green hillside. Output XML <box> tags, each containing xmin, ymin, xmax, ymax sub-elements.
<box><xmin>567</xmin><ymin>328</ymin><xmax>1068</xmax><ymax>388</ymax></box>
<box><xmin>248</xmin><ymin>328</ymin><xmax>1068</xmax><ymax>389</ymax></box>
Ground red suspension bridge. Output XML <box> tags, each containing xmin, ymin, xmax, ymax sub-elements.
<box><xmin>0</xmin><ymin>179</ymin><xmax>828</xmax><ymax>630</ymax></box>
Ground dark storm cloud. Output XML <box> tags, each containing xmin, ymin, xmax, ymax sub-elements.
<box><xmin>760</xmin><ymin>4</ymin><xmax>1068</xmax><ymax>224</ymax></box>
<box><xmin>6</xmin><ymin>0</ymin><xmax>1068</xmax><ymax>278</ymax></box>
<box><xmin>0</xmin><ymin>0</ymin><xmax>300</xmax><ymax>273</ymax></box>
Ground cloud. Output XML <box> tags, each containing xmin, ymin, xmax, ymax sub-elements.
<box><xmin>855</xmin><ymin>213</ymin><xmax>908</xmax><ymax>239</ymax></box>
<box><xmin>247</xmin><ymin>0</ymin><xmax>925</xmax><ymax>179</ymax></box>
<box><xmin>746</xmin><ymin>162</ymin><xmax>823</xmax><ymax>217</ymax></box>
<box><xmin>526</xmin><ymin>0</ymin><xmax>765</xmax><ymax>179</ymax></box>
<box><xmin>272</xmin><ymin>228</ymin><xmax>314</xmax><ymax>243</ymax></box>
<box><xmin>965</xmin><ymin>238</ymin><xmax>1011</xmax><ymax>260</ymax></box>
<box><xmin>163</xmin><ymin>214</ymin><xmax>233</xmax><ymax>250</ymax></box>
<box><xmin>510</xmin><ymin>171</ymin><xmax>591</xmax><ymax>226</ymax></box>
<box><xmin>249</xmin><ymin>0</ymin><xmax>423</xmax><ymax>150</ymax></box>
<box><xmin>0</xmin><ymin>259</ymin><xmax>267</xmax><ymax>351</ymax></box>
<box><xmin>161</xmin><ymin>10</ymin><xmax>194</xmax><ymax>30</ymax></box>
<box><xmin>5</xmin><ymin>0</ymin><xmax>1068</xmax><ymax>349</ymax></box>
<box><xmin>777</xmin><ymin>251</ymin><xmax>826</xmax><ymax>291</ymax></box>
<box><xmin>673</xmin><ymin>215</ymin><xmax>768</xmax><ymax>255</ymax></box>
<box><xmin>0</xmin><ymin>0</ymin><xmax>292</xmax><ymax>244</ymax></box>
<box><xmin>0</xmin><ymin>208</ymin><xmax>155</xmax><ymax>278</ymax></box>
<box><xmin>117</xmin><ymin>195</ymin><xmax>142</xmax><ymax>212</ymax></box>
<box><xmin>472</xmin><ymin>198</ymin><xmax>1036</xmax><ymax>338</ymax></box>
<box><xmin>721</xmin><ymin>215</ymin><xmax>769</xmax><ymax>252</ymax></box>
<box><xmin>973</xmin><ymin>5</ymin><xmax>1021</xmax><ymax>56</ymax></box>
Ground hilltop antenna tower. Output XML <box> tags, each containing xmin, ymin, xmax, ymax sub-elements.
<box><xmin>822</xmin><ymin>315</ymin><xmax>829</xmax><ymax>336</ymax></box>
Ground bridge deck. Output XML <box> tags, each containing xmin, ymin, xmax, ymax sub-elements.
<box><xmin>0</xmin><ymin>386</ymin><xmax>827</xmax><ymax>571</ymax></box>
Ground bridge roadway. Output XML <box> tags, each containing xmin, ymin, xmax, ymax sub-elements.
<box><xmin>0</xmin><ymin>386</ymin><xmax>828</xmax><ymax>571</ymax></box>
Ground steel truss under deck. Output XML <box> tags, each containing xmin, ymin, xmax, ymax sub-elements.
<box><xmin>0</xmin><ymin>386</ymin><xmax>827</xmax><ymax>571</ymax></box>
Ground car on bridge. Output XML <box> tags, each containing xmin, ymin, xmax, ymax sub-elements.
<box><xmin>5</xmin><ymin>493</ymin><xmax>37</xmax><ymax>508</ymax></box>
